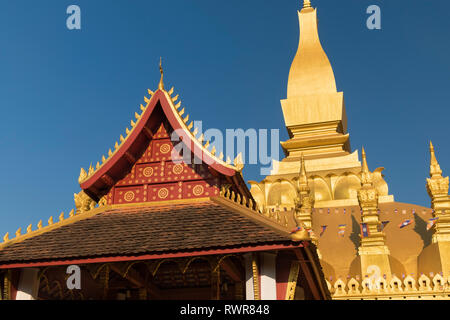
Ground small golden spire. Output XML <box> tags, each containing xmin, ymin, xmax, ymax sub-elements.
<box><xmin>303</xmin><ymin>0</ymin><xmax>312</xmax><ymax>8</ymax></box>
<box><xmin>158</xmin><ymin>57</ymin><xmax>164</xmax><ymax>90</ymax></box>
<box><xmin>360</xmin><ymin>147</ymin><xmax>373</xmax><ymax>185</ymax></box>
<box><xmin>299</xmin><ymin>153</ymin><xmax>308</xmax><ymax>187</ymax></box>
<box><xmin>429</xmin><ymin>141</ymin><xmax>443</xmax><ymax>177</ymax></box>
<box><xmin>361</xmin><ymin>147</ymin><xmax>369</xmax><ymax>173</ymax></box>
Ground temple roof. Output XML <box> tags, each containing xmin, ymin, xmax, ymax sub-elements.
<box><xmin>0</xmin><ymin>198</ymin><xmax>294</xmax><ymax>265</ymax></box>
<box><xmin>77</xmin><ymin>70</ymin><xmax>247</xmax><ymax>202</ymax></box>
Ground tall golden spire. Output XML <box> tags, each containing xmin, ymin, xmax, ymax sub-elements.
<box><xmin>423</xmin><ymin>142</ymin><xmax>450</xmax><ymax>278</ymax></box>
<box><xmin>158</xmin><ymin>57</ymin><xmax>164</xmax><ymax>90</ymax></box>
<box><xmin>429</xmin><ymin>141</ymin><xmax>443</xmax><ymax>178</ymax></box>
<box><xmin>287</xmin><ymin>0</ymin><xmax>337</xmax><ymax>98</ymax></box>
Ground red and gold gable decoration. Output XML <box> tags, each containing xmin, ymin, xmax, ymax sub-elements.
<box><xmin>109</xmin><ymin>124</ymin><xmax>220</xmax><ymax>205</ymax></box>
<box><xmin>79</xmin><ymin>89</ymin><xmax>251</xmax><ymax>206</ymax></box>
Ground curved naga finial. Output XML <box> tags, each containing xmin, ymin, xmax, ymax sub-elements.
<box><xmin>159</xmin><ymin>57</ymin><xmax>164</xmax><ymax>90</ymax></box>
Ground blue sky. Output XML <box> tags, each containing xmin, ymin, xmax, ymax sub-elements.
<box><xmin>0</xmin><ymin>0</ymin><xmax>449</xmax><ymax>237</ymax></box>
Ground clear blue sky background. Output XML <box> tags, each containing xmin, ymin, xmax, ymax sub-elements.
<box><xmin>0</xmin><ymin>0</ymin><xmax>449</xmax><ymax>237</ymax></box>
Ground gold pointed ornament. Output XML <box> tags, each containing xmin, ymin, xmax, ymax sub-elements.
<box><xmin>78</xmin><ymin>167</ymin><xmax>88</xmax><ymax>183</ymax></box>
<box><xmin>159</xmin><ymin>57</ymin><xmax>164</xmax><ymax>90</ymax></box>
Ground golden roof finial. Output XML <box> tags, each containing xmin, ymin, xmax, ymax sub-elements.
<box><xmin>429</xmin><ymin>141</ymin><xmax>443</xmax><ymax>177</ymax></box>
<box><xmin>303</xmin><ymin>0</ymin><xmax>312</xmax><ymax>8</ymax></box>
<box><xmin>158</xmin><ymin>57</ymin><xmax>164</xmax><ymax>90</ymax></box>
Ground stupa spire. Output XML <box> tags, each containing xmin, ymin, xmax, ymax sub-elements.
<box><xmin>287</xmin><ymin>0</ymin><xmax>337</xmax><ymax>98</ymax></box>
<box><xmin>299</xmin><ymin>153</ymin><xmax>308</xmax><ymax>187</ymax></box>
<box><xmin>429</xmin><ymin>141</ymin><xmax>443</xmax><ymax>178</ymax></box>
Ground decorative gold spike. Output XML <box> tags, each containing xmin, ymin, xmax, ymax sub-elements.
<box><xmin>88</xmin><ymin>164</ymin><xmax>94</xmax><ymax>176</ymax></box>
<box><xmin>159</xmin><ymin>57</ymin><xmax>164</xmax><ymax>90</ymax></box>
<box><xmin>59</xmin><ymin>212</ymin><xmax>65</xmax><ymax>222</ymax></box>
<box><xmin>360</xmin><ymin>147</ymin><xmax>373</xmax><ymax>185</ymax></box>
<box><xmin>187</xmin><ymin>121</ymin><xmax>193</xmax><ymax>130</ymax></box>
<box><xmin>219</xmin><ymin>152</ymin><xmax>224</xmax><ymax>160</ymax></box>
<box><xmin>69</xmin><ymin>209</ymin><xmax>75</xmax><ymax>218</ymax></box>
<box><xmin>37</xmin><ymin>220</ymin><xmax>43</xmax><ymax>230</ymax></box>
<box><xmin>198</xmin><ymin>134</ymin><xmax>204</xmax><ymax>143</ymax></box>
<box><xmin>147</xmin><ymin>89</ymin><xmax>154</xmax><ymax>96</ymax></box>
<box><xmin>179</xmin><ymin>108</ymin><xmax>185</xmax><ymax>116</ymax></box>
<box><xmin>131</xmin><ymin>120</ymin><xmax>136</xmax><ymax>127</ymax></box>
<box><xmin>102</xmin><ymin>155</ymin><xmax>107</xmax><ymax>163</ymax></box>
<box><xmin>234</xmin><ymin>153</ymin><xmax>244</xmax><ymax>171</ymax></box>
<box><xmin>108</xmin><ymin>149</ymin><xmax>113</xmax><ymax>157</ymax></box>
<box><xmin>204</xmin><ymin>140</ymin><xmax>210</xmax><ymax>149</ymax></box>
<box><xmin>3</xmin><ymin>232</ymin><xmax>9</xmax><ymax>243</ymax></box>
<box><xmin>115</xmin><ymin>142</ymin><xmax>120</xmax><ymax>150</ymax></box>
<box><xmin>172</xmin><ymin>94</ymin><xmax>179</xmax><ymax>102</ymax></box>
<box><xmin>211</xmin><ymin>146</ymin><xmax>216</xmax><ymax>156</ymax></box>
<box><xmin>135</xmin><ymin>112</ymin><xmax>140</xmax><ymax>120</ymax></box>
<box><xmin>183</xmin><ymin>115</ymin><xmax>189</xmax><ymax>123</ymax></box>
<box><xmin>27</xmin><ymin>224</ymin><xmax>32</xmax><ymax>234</ymax></box>
<box><xmin>144</xmin><ymin>96</ymin><xmax>150</xmax><ymax>104</ymax></box>
<box><xmin>96</xmin><ymin>162</ymin><xmax>100</xmax><ymax>169</ymax></box>
<box><xmin>168</xmin><ymin>87</ymin><xmax>174</xmax><ymax>95</ymax></box>
<box><xmin>303</xmin><ymin>0</ymin><xmax>312</xmax><ymax>8</ymax></box>
<box><xmin>48</xmin><ymin>216</ymin><xmax>54</xmax><ymax>226</ymax></box>
<box><xmin>226</xmin><ymin>156</ymin><xmax>231</xmax><ymax>164</ymax></box>
<box><xmin>120</xmin><ymin>135</ymin><xmax>125</xmax><ymax>143</ymax></box>
<box><xmin>249</xmin><ymin>199</ymin><xmax>254</xmax><ymax>210</ymax></box>
<box><xmin>429</xmin><ymin>141</ymin><xmax>443</xmax><ymax>177</ymax></box>
<box><xmin>126</xmin><ymin>127</ymin><xmax>131</xmax><ymax>135</ymax></box>
<box><xmin>78</xmin><ymin>168</ymin><xmax>88</xmax><ymax>183</ymax></box>
<box><xmin>15</xmin><ymin>228</ymin><xmax>21</xmax><ymax>238</ymax></box>
<box><xmin>140</xmin><ymin>104</ymin><xmax>145</xmax><ymax>112</ymax></box>
<box><xmin>193</xmin><ymin>127</ymin><xmax>199</xmax><ymax>136</ymax></box>
<box><xmin>175</xmin><ymin>101</ymin><xmax>182</xmax><ymax>109</ymax></box>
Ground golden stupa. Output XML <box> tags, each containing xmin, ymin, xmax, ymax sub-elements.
<box><xmin>250</xmin><ymin>0</ymin><xmax>450</xmax><ymax>299</ymax></box>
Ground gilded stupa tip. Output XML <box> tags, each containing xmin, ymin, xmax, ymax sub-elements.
<box><xmin>287</xmin><ymin>0</ymin><xmax>337</xmax><ymax>98</ymax></box>
<box><xmin>429</xmin><ymin>141</ymin><xmax>442</xmax><ymax>177</ymax></box>
<box><xmin>158</xmin><ymin>57</ymin><xmax>164</xmax><ymax>90</ymax></box>
<box><xmin>361</xmin><ymin>147</ymin><xmax>369</xmax><ymax>173</ymax></box>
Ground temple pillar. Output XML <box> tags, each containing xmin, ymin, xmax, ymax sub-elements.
<box><xmin>243</xmin><ymin>253</ymin><xmax>256</xmax><ymax>300</ymax></box>
<box><xmin>15</xmin><ymin>268</ymin><xmax>40</xmax><ymax>300</ymax></box>
<box><xmin>260</xmin><ymin>252</ymin><xmax>277</xmax><ymax>300</ymax></box>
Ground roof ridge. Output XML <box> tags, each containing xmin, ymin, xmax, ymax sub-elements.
<box><xmin>213</xmin><ymin>187</ymin><xmax>293</xmax><ymax>237</ymax></box>
<box><xmin>0</xmin><ymin>204</ymin><xmax>109</xmax><ymax>250</ymax></box>
<box><xmin>0</xmin><ymin>197</ymin><xmax>227</xmax><ymax>250</ymax></box>
<box><xmin>78</xmin><ymin>78</ymin><xmax>243</xmax><ymax>186</ymax></box>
